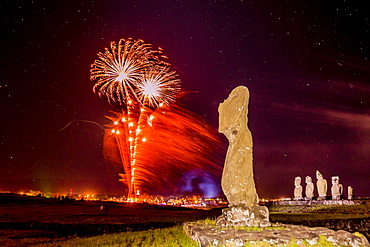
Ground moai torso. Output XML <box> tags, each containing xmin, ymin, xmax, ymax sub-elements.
<box><xmin>316</xmin><ymin>170</ymin><xmax>327</xmax><ymax>198</ymax></box>
<box><xmin>348</xmin><ymin>186</ymin><xmax>354</xmax><ymax>200</ymax></box>
<box><xmin>294</xmin><ymin>176</ymin><xmax>302</xmax><ymax>199</ymax></box>
<box><xmin>331</xmin><ymin>176</ymin><xmax>343</xmax><ymax>200</ymax></box>
<box><xmin>305</xmin><ymin>176</ymin><xmax>314</xmax><ymax>198</ymax></box>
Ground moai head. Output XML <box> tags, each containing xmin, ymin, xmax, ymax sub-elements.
<box><xmin>316</xmin><ymin>170</ymin><xmax>323</xmax><ymax>180</ymax></box>
<box><xmin>331</xmin><ymin>176</ymin><xmax>339</xmax><ymax>185</ymax></box>
<box><xmin>218</xmin><ymin>86</ymin><xmax>250</xmax><ymax>135</ymax></box>
<box><xmin>305</xmin><ymin>176</ymin><xmax>312</xmax><ymax>183</ymax></box>
<box><xmin>294</xmin><ymin>176</ymin><xmax>301</xmax><ymax>186</ymax></box>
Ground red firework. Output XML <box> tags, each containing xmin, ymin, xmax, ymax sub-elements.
<box><xmin>91</xmin><ymin>38</ymin><xmax>181</xmax><ymax>198</ymax></box>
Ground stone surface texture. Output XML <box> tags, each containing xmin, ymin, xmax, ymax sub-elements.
<box><xmin>184</xmin><ymin>222</ymin><xmax>370</xmax><ymax>247</ymax></box>
<box><xmin>218</xmin><ymin>85</ymin><xmax>258</xmax><ymax>206</ymax></box>
<box><xmin>216</xmin><ymin>205</ymin><xmax>271</xmax><ymax>228</ymax></box>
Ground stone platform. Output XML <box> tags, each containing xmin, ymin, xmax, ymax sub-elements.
<box><xmin>184</xmin><ymin>222</ymin><xmax>369</xmax><ymax>247</ymax></box>
<box><xmin>268</xmin><ymin>199</ymin><xmax>370</xmax><ymax>206</ymax></box>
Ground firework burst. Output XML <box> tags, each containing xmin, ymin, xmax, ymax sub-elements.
<box><xmin>136</xmin><ymin>66</ymin><xmax>181</xmax><ymax>108</ymax></box>
<box><xmin>91</xmin><ymin>38</ymin><xmax>179</xmax><ymax>198</ymax></box>
<box><xmin>90</xmin><ymin>38</ymin><xmax>168</xmax><ymax>105</ymax></box>
<box><xmin>91</xmin><ymin>38</ymin><xmax>212</xmax><ymax>199</ymax></box>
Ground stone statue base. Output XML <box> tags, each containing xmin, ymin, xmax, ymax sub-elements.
<box><xmin>317</xmin><ymin>196</ymin><xmax>328</xmax><ymax>200</ymax></box>
<box><xmin>216</xmin><ymin>205</ymin><xmax>271</xmax><ymax>228</ymax></box>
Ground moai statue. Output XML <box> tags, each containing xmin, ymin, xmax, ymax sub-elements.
<box><xmin>331</xmin><ymin>176</ymin><xmax>343</xmax><ymax>200</ymax></box>
<box><xmin>216</xmin><ymin>86</ymin><xmax>270</xmax><ymax>228</ymax></box>
<box><xmin>316</xmin><ymin>170</ymin><xmax>328</xmax><ymax>200</ymax></box>
<box><xmin>348</xmin><ymin>186</ymin><xmax>354</xmax><ymax>200</ymax></box>
<box><xmin>294</xmin><ymin>176</ymin><xmax>303</xmax><ymax>200</ymax></box>
<box><xmin>305</xmin><ymin>176</ymin><xmax>314</xmax><ymax>200</ymax></box>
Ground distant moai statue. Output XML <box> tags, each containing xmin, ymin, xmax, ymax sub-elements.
<box><xmin>294</xmin><ymin>176</ymin><xmax>303</xmax><ymax>200</ymax></box>
<box><xmin>305</xmin><ymin>176</ymin><xmax>314</xmax><ymax>200</ymax></box>
<box><xmin>331</xmin><ymin>176</ymin><xmax>343</xmax><ymax>200</ymax></box>
<box><xmin>316</xmin><ymin>170</ymin><xmax>327</xmax><ymax>200</ymax></box>
<box><xmin>348</xmin><ymin>186</ymin><xmax>354</xmax><ymax>200</ymax></box>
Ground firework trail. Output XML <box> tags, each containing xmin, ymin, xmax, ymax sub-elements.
<box><xmin>103</xmin><ymin>112</ymin><xmax>132</xmax><ymax>189</ymax></box>
<box><xmin>103</xmin><ymin>105</ymin><xmax>226</xmax><ymax>196</ymax></box>
<box><xmin>58</xmin><ymin>120</ymin><xmax>105</xmax><ymax>131</ymax></box>
<box><xmin>91</xmin><ymin>38</ymin><xmax>181</xmax><ymax>198</ymax></box>
<box><xmin>131</xmin><ymin>66</ymin><xmax>181</xmax><ymax>197</ymax></box>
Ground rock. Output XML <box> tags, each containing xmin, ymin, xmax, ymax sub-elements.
<box><xmin>331</xmin><ymin>230</ymin><xmax>368</xmax><ymax>247</ymax></box>
<box><xmin>218</xmin><ymin>86</ymin><xmax>259</xmax><ymax>206</ymax></box>
<box><xmin>184</xmin><ymin>222</ymin><xmax>370</xmax><ymax>247</ymax></box>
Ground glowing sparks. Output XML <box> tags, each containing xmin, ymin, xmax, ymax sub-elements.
<box><xmin>111</xmin><ymin>129</ymin><xmax>120</xmax><ymax>134</ymax></box>
<box><xmin>91</xmin><ymin>38</ymin><xmax>186</xmax><ymax>198</ymax></box>
<box><xmin>103</xmin><ymin>105</ymin><xmax>225</xmax><ymax>196</ymax></box>
<box><xmin>136</xmin><ymin>66</ymin><xmax>181</xmax><ymax>108</ymax></box>
<box><xmin>90</xmin><ymin>38</ymin><xmax>168</xmax><ymax>105</ymax></box>
<box><xmin>116</xmin><ymin>71</ymin><xmax>128</xmax><ymax>82</ymax></box>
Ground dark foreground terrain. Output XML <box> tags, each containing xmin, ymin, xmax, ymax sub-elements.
<box><xmin>1</xmin><ymin>193</ymin><xmax>369</xmax><ymax>246</ymax></box>
<box><xmin>0</xmin><ymin>194</ymin><xmax>223</xmax><ymax>246</ymax></box>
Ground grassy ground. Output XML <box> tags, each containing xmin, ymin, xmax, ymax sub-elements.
<box><xmin>270</xmin><ymin>212</ymin><xmax>369</xmax><ymax>222</ymax></box>
<box><xmin>31</xmin><ymin>208</ymin><xmax>370</xmax><ymax>247</ymax></box>
<box><xmin>32</xmin><ymin>222</ymin><xmax>347</xmax><ymax>247</ymax></box>
<box><xmin>268</xmin><ymin>204</ymin><xmax>370</xmax><ymax>215</ymax></box>
<box><xmin>34</xmin><ymin>225</ymin><xmax>198</xmax><ymax>247</ymax></box>
<box><xmin>269</xmin><ymin>204</ymin><xmax>370</xmax><ymax>222</ymax></box>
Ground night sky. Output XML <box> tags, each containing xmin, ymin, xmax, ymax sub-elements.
<box><xmin>1</xmin><ymin>0</ymin><xmax>369</xmax><ymax>198</ymax></box>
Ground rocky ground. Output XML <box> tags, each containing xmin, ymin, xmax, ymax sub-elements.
<box><xmin>184</xmin><ymin>222</ymin><xmax>370</xmax><ymax>247</ymax></box>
